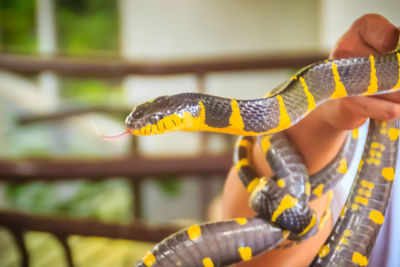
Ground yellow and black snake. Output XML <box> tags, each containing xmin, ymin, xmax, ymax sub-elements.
<box><xmin>126</xmin><ymin>49</ymin><xmax>400</xmax><ymax>267</ymax></box>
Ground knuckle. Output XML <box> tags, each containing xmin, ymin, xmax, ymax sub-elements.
<box><xmin>384</xmin><ymin>106</ymin><xmax>400</xmax><ymax>120</ymax></box>
<box><xmin>379</xmin><ymin>27</ymin><xmax>400</xmax><ymax>52</ymax></box>
<box><xmin>335</xmin><ymin>98</ymin><xmax>352</xmax><ymax>113</ymax></box>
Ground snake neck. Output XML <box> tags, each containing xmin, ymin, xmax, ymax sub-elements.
<box><xmin>127</xmin><ymin>93</ymin><xmax>279</xmax><ymax>136</ymax></box>
<box><xmin>127</xmin><ymin>49</ymin><xmax>400</xmax><ymax>136</ymax></box>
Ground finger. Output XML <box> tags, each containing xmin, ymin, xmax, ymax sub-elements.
<box><xmin>330</xmin><ymin>30</ymin><xmax>378</xmax><ymax>59</ymax></box>
<box><xmin>313</xmin><ymin>96</ymin><xmax>400</xmax><ymax>130</ymax></box>
<box><xmin>330</xmin><ymin>14</ymin><xmax>399</xmax><ymax>59</ymax></box>
<box><xmin>375</xmin><ymin>91</ymin><xmax>400</xmax><ymax>103</ymax></box>
<box><xmin>330</xmin><ymin>14</ymin><xmax>380</xmax><ymax>59</ymax></box>
<box><xmin>356</xmin><ymin>14</ymin><xmax>399</xmax><ymax>53</ymax></box>
<box><xmin>338</xmin><ymin>95</ymin><xmax>400</xmax><ymax>122</ymax></box>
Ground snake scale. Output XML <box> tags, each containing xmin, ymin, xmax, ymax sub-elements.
<box><xmin>124</xmin><ymin>48</ymin><xmax>400</xmax><ymax>266</ymax></box>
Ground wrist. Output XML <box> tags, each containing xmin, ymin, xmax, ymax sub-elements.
<box><xmin>285</xmin><ymin>109</ymin><xmax>348</xmax><ymax>174</ymax></box>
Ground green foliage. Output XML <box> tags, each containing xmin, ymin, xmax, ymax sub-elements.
<box><xmin>61</xmin><ymin>179</ymin><xmax>133</xmax><ymax>223</ymax></box>
<box><xmin>0</xmin><ymin>0</ymin><xmax>37</xmax><ymax>53</ymax></box>
<box><xmin>0</xmin><ymin>0</ymin><xmax>119</xmax><ymax>55</ymax></box>
<box><xmin>5</xmin><ymin>182</ymin><xmax>58</xmax><ymax>213</ymax></box>
<box><xmin>60</xmin><ymin>78</ymin><xmax>124</xmax><ymax>105</ymax></box>
<box><xmin>156</xmin><ymin>177</ymin><xmax>182</xmax><ymax>197</ymax></box>
<box><xmin>1</xmin><ymin>0</ymin><xmax>130</xmax><ymax>226</ymax></box>
<box><xmin>4</xmin><ymin>179</ymin><xmax>133</xmax><ymax>223</ymax></box>
<box><xmin>56</xmin><ymin>0</ymin><xmax>119</xmax><ymax>55</ymax></box>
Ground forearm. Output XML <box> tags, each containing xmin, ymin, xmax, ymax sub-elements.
<box><xmin>285</xmin><ymin>105</ymin><xmax>349</xmax><ymax>175</ymax></box>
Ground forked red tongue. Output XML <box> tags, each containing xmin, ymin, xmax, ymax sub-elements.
<box><xmin>90</xmin><ymin>120</ymin><xmax>130</xmax><ymax>141</ymax></box>
<box><xmin>100</xmin><ymin>131</ymin><xmax>130</xmax><ymax>141</ymax></box>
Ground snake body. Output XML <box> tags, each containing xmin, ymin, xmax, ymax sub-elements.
<box><xmin>240</xmin><ymin>132</ymin><xmax>358</xmax><ymax>241</ymax></box>
<box><xmin>129</xmin><ymin>49</ymin><xmax>400</xmax><ymax>267</ymax></box>
<box><xmin>313</xmin><ymin>119</ymin><xmax>399</xmax><ymax>266</ymax></box>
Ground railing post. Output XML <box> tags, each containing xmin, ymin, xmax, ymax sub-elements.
<box><xmin>54</xmin><ymin>234</ymin><xmax>74</xmax><ymax>267</ymax></box>
<box><xmin>132</xmin><ymin>177</ymin><xmax>143</xmax><ymax>220</ymax></box>
<box><xmin>10</xmin><ymin>228</ymin><xmax>29</xmax><ymax>267</ymax></box>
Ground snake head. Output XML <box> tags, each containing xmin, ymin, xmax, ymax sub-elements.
<box><xmin>125</xmin><ymin>95</ymin><xmax>193</xmax><ymax>135</ymax></box>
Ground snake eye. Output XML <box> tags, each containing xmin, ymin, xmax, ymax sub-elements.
<box><xmin>132</xmin><ymin>109</ymin><xmax>143</xmax><ymax>119</ymax></box>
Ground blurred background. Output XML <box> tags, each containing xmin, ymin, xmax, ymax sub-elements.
<box><xmin>0</xmin><ymin>0</ymin><xmax>399</xmax><ymax>266</ymax></box>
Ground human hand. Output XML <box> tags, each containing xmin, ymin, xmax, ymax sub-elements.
<box><xmin>286</xmin><ymin>14</ymin><xmax>399</xmax><ymax>173</ymax></box>
<box><xmin>314</xmin><ymin>14</ymin><xmax>400</xmax><ymax>130</ymax></box>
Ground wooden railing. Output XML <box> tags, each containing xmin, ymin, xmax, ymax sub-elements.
<box><xmin>0</xmin><ymin>210</ymin><xmax>180</xmax><ymax>267</ymax></box>
<box><xmin>0</xmin><ymin>154</ymin><xmax>231</xmax><ymax>181</ymax></box>
<box><xmin>0</xmin><ymin>154</ymin><xmax>232</xmax><ymax>267</ymax></box>
<box><xmin>0</xmin><ymin>51</ymin><xmax>326</xmax><ymax>78</ymax></box>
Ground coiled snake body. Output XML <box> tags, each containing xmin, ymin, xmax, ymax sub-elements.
<box><xmin>126</xmin><ymin>49</ymin><xmax>400</xmax><ymax>266</ymax></box>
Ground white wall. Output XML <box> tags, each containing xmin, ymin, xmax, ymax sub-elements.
<box><xmin>120</xmin><ymin>0</ymin><xmax>319</xmax><ymax>59</ymax></box>
<box><xmin>320</xmin><ymin>0</ymin><xmax>400</xmax><ymax>50</ymax></box>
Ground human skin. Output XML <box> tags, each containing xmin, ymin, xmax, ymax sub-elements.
<box><xmin>222</xmin><ymin>14</ymin><xmax>400</xmax><ymax>267</ymax></box>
